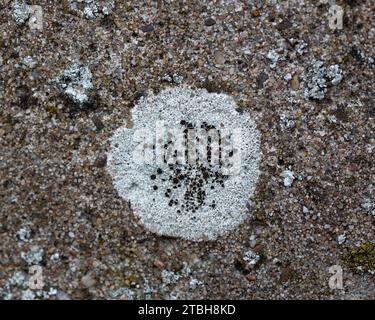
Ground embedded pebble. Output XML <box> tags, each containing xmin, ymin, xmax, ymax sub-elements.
<box><xmin>204</xmin><ymin>17</ymin><xmax>216</xmax><ymax>26</ymax></box>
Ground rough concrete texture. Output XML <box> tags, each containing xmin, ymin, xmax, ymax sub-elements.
<box><xmin>0</xmin><ymin>0</ymin><xmax>374</xmax><ymax>300</ymax></box>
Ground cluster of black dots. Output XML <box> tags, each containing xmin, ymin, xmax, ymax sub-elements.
<box><xmin>150</xmin><ymin>120</ymin><xmax>236</xmax><ymax>215</ymax></box>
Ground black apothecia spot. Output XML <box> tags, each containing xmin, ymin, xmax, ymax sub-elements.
<box><xmin>149</xmin><ymin>121</ymin><xmax>233</xmax><ymax>213</ymax></box>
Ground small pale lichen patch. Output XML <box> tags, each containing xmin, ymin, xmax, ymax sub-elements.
<box><xmin>361</xmin><ymin>198</ymin><xmax>375</xmax><ymax>217</ymax></box>
<box><xmin>243</xmin><ymin>250</ymin><xmax>260</xmax><ymax>268</ymax></box>
<box><xmin>20</xmin><ymin>246</ymin><xmax>43</xmax><ymax>265</ymax></box>
<box><xmin>16</xmin><ymin>226</ymin><xmax>31</xmax><ymax>242</ymax></box>
<box><xmin>281</xmin><ymin>169</ymin><xmax>295</xmax><ymax>187</ymax></box>
<box><xmin>69</xmin><ymin>0</ymin><xmax>114</xmax><ymax>19</ymax></box>
<box><xmin>303</xmin><ymin>60</ymin><xmax>343</xmax><ymax>100</ymax></box>
<box><xmin>11</xmin><ymin>1</ymin><xmax>30</xmax><ymax>25</ymax></box>
<box><xmin>55</xmin><ymin>63</ymin><xmax>93</xmax><ymax>105</ymax></box>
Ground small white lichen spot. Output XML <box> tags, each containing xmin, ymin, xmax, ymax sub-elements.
<box><xmin>20</xmin><ymin>246</ymin><xmax>43</xmax><ymax>265</ymax></box>
<box><xmin>11</xmin><ymin>1</ymin><xmax>30</xmax><ymax>25</ymax></box>
<box><xmin>303</xmin><ymin>60</ymin><xmax>343</xmax><ymax>100</ymax></box>
<box><xmin>16</xmin><ymin>225</ymin><xmax>31</xmax><ymax>242</ymax></box>
<box><xmin>21</xmin><ymin>289</ymin><xmax>36</xmax><ymax>300</ymax></box>
<box><xmin>56</xmin><ymin>63</ymin><xmax>93</xmax><ymax>105</ymax></box>
<box><xmin>68</xmin><ymin>0</ymin><xmax>114</xmax><ymax>20</ymax></box>
<box><xmin>266</xmin><ymin>49</ymin><xmax>281</xmax><ymax>69</ymax></box>
<box><xmin>107</xmin><ymin>86</ymin><xmax>261</xmax><ymax>240</ymax></box>
<box><xmin>361</xmin><ymin>198</ymin><xmax>375</xmax><ymax>217</ymax></box>
<box><xmin>161</xmin><ymin>270</ymin><xmax>181</xmax><ymax>286</ymax></box>
<box><xmin>243</xmin><ymin>250</ymin><xmax>260</xmax><ymax>268</ymax></box>
<box><xmin>281</xmin><ymin>169</ymin><xmax>295</xmax><ymax>187</ymax></box>
<box><xmin>295</xmin><ymin>41</ymin><xmax>308</xmax><ymax>56</ymax></box>
<box><xmin>337</xmin><ymin>234</ymin><xmax>346</xmax><ymax>245</ymax></box>
<box><xmin>9</xmin><ymin>271</ymin><xmax>26</xmax><ymax>286</ymax></box>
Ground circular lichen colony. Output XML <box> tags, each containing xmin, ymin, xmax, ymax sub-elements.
<box><xmin>107</xmin><ymin>86</ymin><xmax>261</xmax><ymax>240</ymax></box>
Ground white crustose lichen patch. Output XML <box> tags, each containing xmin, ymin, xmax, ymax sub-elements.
<box><xmin>16</xmin><ymin>226</ymin><xmax>31</xmax><ymax>242</ymax></box>
<box><xmin>68</xmin><ymin>0</ymin><xmax>114</xmax><ymax>19</ymax></box>
<box><xmin>243</xmin><ymin>250</ymin><xmax>260</xmax><ymax>268</ymax></box>
<box><xmin>20</xmin><ymin>246</ymin><xmax>43</xmax><ymax>265</ymax></box>
<box><xmin>11</xmin><ymin>1</ymin><xmax>30</xmax><ymax>25</ymax></box>
<box><xmin>361</xmin><ymin>198</ymin><xmax>375</xmax><ymax>217</ymax></box>
<box><xmin>281</xmin><ymin>169</ymin><xmax>295</xmax><ymax>187</ymax></box>
<box><xmin>303</xmin><ymin>60</ymin><xmax>343</xmax><ymax>100</ymax></box>
<box><xmin>55</xmin><ymin>63</ymin><xmax>93</xmax><ymax>105</ymax></box>
<box><xmin>107</xmin><ymin>86</ymin><xmax>261</xmax><ymax>240</ymax></box>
